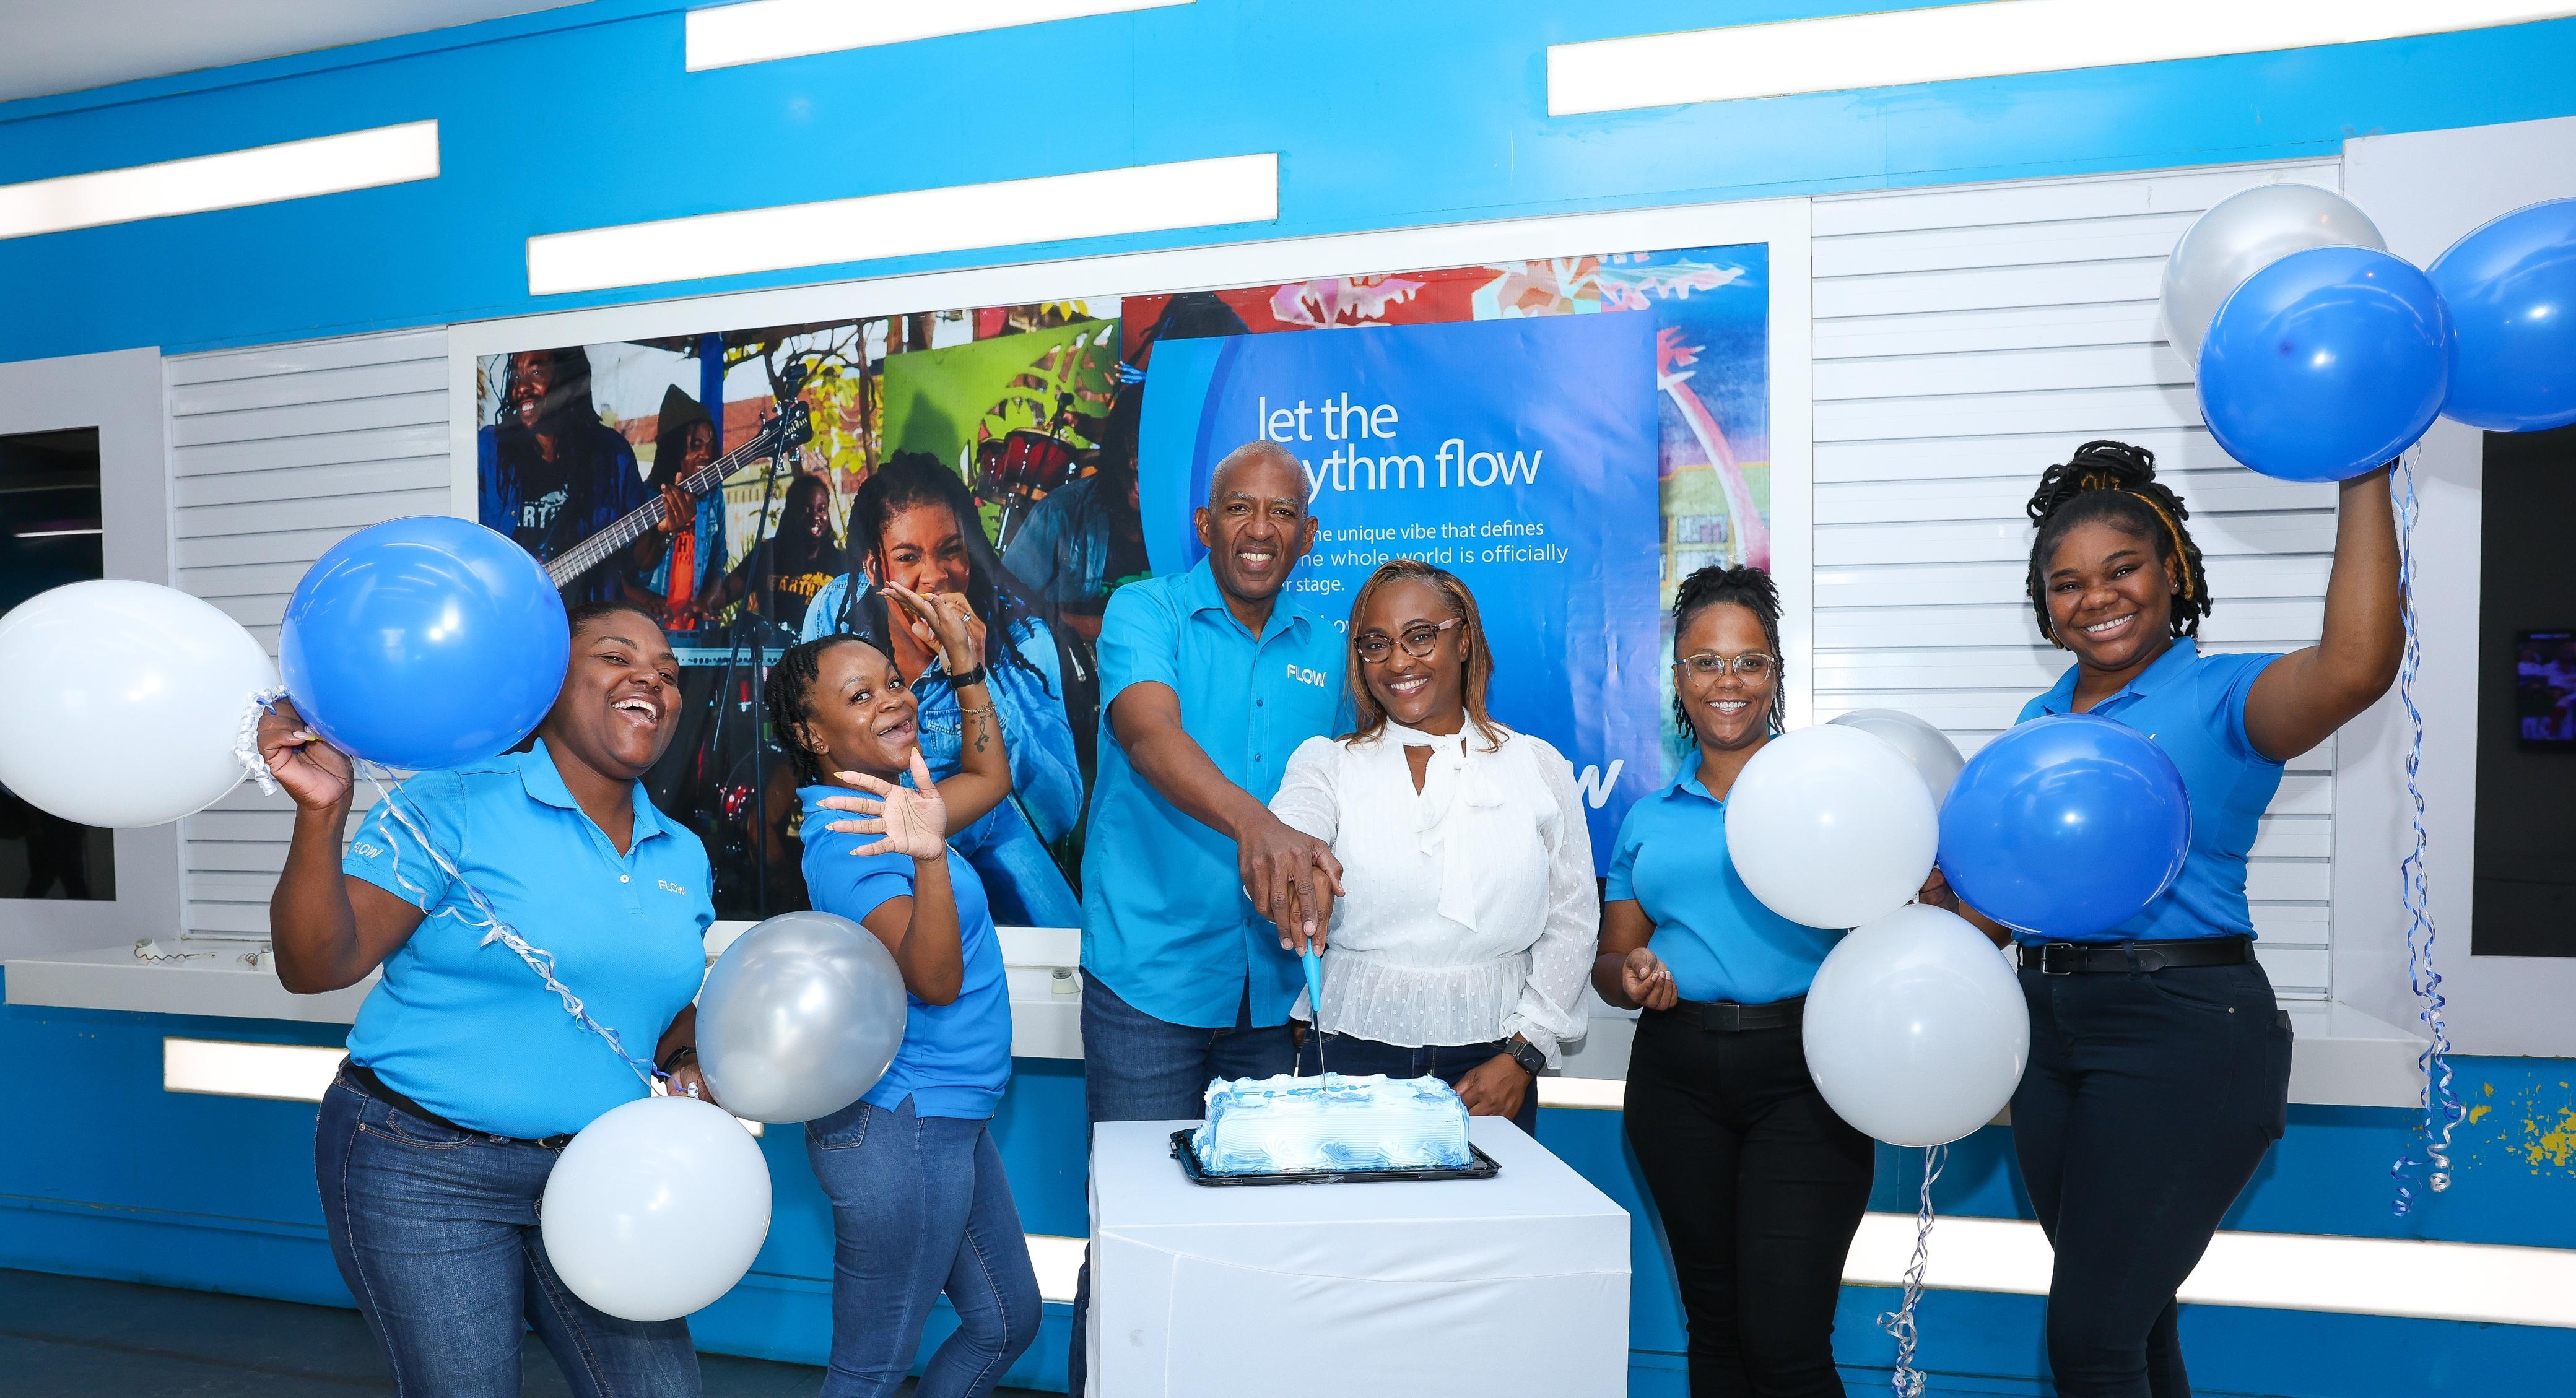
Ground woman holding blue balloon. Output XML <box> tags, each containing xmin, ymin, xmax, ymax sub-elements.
<box><xmin>1591</xmin><ymin>565</ymin><xmax>1876</xmax><ymax>1398</ymax></box>
<box><xmin>1929</xmin><ymin>440</ymin><xmax>2400</xmax><ymax>1398</ymax></box>
<box><xmin>765</xmin><ymin>581</ymin><xmax>1040</xmax><ymax>1398</ymax></box>
<box><xmin>263</xmin><ymin>596</ymin><xmax>717</xmax><ymax>1398</ymax></box>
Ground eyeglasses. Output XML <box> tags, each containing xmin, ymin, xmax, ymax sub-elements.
<box><xmin>1355</xmin><ymin>617</ymin><xmax>1461</xmax><ymax>664</ymax></box>
<box><xmin>1677</xmin><ymin>651</ymin><xmax>1778</xmax><ymax>680</ymax></box>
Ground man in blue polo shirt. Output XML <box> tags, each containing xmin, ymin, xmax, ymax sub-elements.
<box><xmin>1067</xmin><ymin>440</ymin><xmax>1349</xmax><ymax>1388</ymax></box>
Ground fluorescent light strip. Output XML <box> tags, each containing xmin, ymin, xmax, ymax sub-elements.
<box><xmin>14</xmin><ymin>527</ymin><xmax>102</xmax><ymax>538</ymax></box>
<box><xmin>687</xmin><ymin>0</ymin><xmax>1191</xmax><ymax>72</ymax></box>
<box><xmin>161</xmin><ymin>1037</ymin><xmax>761</xmax><ymax>1135</ymax></box>
<box><xmin>1548</xmin><ymin>0</ymin><xmax>2576</xmax><ymax>115</ymax></box>
<box><xmin>0</xmin><ymin>121</ymin><xmax>438</xmax><ymax>241</ymax></box>
<box><xmin>1026</xmin><ymin>1233</ymin><xmax>1086</xmax><ymax>1304</ymax></box>
<box><xmin>524</xmin><ymin>153</ymin><xmax>1277</xmax><ymax>297</ymax></box>
<box><xmin>1843</xmin><ymin>1211</ymin><xmax>2576</xmax><ymax>1329</ymax></box>
<box><xmin>1536</xmin><ymin>1075</ymin><xmax>1625</xmax><ymax>1110</ymax></box>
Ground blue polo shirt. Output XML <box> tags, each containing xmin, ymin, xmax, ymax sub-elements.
<box><xmin>1081</xmin><ymin>559</ymin><xmax>1350</xmax><ymax>1028</ymax></box>
<box><xmin>2017</xmin><ymin>637</ymin><xmax>2284</xmax><ymax>944</ymax></box>
<box><xmin>342</xmin><ymin>742</ymin><xmax>714</xmax><ymax>1140</ymax></box>
<box><xmin>1605</xmin><ymin>765</ymin><xmax>1845</xmax><ymax>1005</ymax></box>
<box><xmin>798</xmin><ymin>787</ymin><xmax>1012</xmax><ymax>1119</ymax></box>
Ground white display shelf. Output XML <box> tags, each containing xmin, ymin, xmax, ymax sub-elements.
<box><xmin>6</xmin><ymin>928</ymin><xmax>2430</xmax><ymax>1106</ymax></box>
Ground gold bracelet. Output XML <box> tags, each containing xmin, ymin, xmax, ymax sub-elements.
<box><xmin>957</xmin><ymin>704</ymin><xmax>998</xmax><ymax>718</ymax></box>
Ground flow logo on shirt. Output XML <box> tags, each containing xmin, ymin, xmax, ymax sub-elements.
<box><xmin>350</xmin><ymin>840</ymin><xmax>385</xmax><ymax>859</ymax></box>
<box><xmin>1286</xmin><ymin>662</ymin><xmax>1329</xmax><ymax>688</ymax></box>
<box><xmin>658</xmin><ymin>880</ymin><xmax>689</xmax><ymax>896</ymax></box>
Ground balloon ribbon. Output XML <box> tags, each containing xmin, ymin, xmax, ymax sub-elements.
<box><xmin>2387</xmin><ymin>453</ymin><xmax>2463</xmax><ymax>1214</ymax></box>
<box><xmin>1878</xmin><ymin>1143</ymin><xmax>1944</xmax><ymax>1397</ymax></box>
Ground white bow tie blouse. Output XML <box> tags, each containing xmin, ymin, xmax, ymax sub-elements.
<box><xmin>1266</xmin><ymin>719</ymin><xmax>1599</xmax><ymax>1065</ymax></box>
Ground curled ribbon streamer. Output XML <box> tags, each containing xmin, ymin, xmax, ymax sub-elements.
<box><xmin>2387</xmin><ymin>453</ymin><xmax>2464</xmax><ymax>1215</ymax></box>
<box><xmin>234</xmin><ymin>685</ymin><xmax>291</xmax><ymax>797</ymax></box>
<box><xmin>1877</xmin><ymin>1143</ymin><xmax>1945</xmax><ymax>1397</ymax></box>
<box><xmin>355</xmin><ymin>760</ymin><xmax>659</xmax><ymax>1090</ymax></box>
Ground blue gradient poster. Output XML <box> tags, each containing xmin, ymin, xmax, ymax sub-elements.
<box><xmin>1138</xmin><ymin>313</ymin><xmax>1663</xmax><ymax>859</ymax></box>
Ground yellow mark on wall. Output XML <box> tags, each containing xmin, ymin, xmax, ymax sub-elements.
<box><xmin>2467</xmin><ymin>1104</ymin><xmax>2491</xmax><ymax>1125</ymax></box>
<box><xmin>2526</xmin><ymin>1109</ymin><xmax>2576</xmax><ymax>1171</ymax></box>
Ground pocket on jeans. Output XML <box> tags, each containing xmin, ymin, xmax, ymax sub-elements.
<box><xmin>810</xmin><ymin>1098</ymin><xmax>876</xmax><ymax>1152</ymax></box>
<box><xmin>2144</xmin><ymin>963</ymin><xmax>2247</xmax><ymax>1016</ymax></box>
<box><xmin>359</xmin><ymin>1106</ymin><xmax>477</xmax><ymax>1150</ymax></box>
<box><xmin>2263</xmin><ymin>1010</ymin><xmax>2294</xmax><ymax>1140</ymax></box>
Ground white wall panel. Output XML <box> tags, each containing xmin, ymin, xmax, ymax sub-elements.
<box><xmin>168</xmin><ymin>329</ymin><xmax>446</xmax><ymax>941</ymax></box>
<box><xmin>1811</xmin><ymin>161</ymin><xmax>2346</xmax><ymax>997</ymax></box>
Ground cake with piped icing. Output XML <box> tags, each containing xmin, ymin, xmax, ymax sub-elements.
<box><xmin>1190</xmin><ymin>1072</ymin><xmax>1473</xmax><ymax>1175</ymax></box>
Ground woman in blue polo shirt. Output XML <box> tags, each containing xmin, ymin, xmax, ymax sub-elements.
<box><xmin>1928</xmin><ymin>440</ymin><xmax>2399</xmax><ymax>1398</ymax></box>
<box><xmin>1592</xmin><ymin>565</ymin><xmax>1871</xmax><ymax>1398</ymax></box>
<box><xmin>765</xmin><ymin>582</ymin><xmax>1038</xmax><ymax>1398</ymax></box>
<box><xmin>261</xmin><ymin>600</ymin><xmax>716</xmax><ymax>1398</ymax></box>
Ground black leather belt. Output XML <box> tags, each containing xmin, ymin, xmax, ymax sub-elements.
<box><xmin>1653</xmin><ymin>996</ymin><xmax>1804</xmax><ymax>1033</ymax></box>
<box><xmin>340</xmin><ymin>1062</ymin><xmax>572</xmax><ymax>1149</ymax></box>
<box><xmin>2027</xmin><ymin>935</ymin><xmax>2255</xmax><ymax>976</ymax></box>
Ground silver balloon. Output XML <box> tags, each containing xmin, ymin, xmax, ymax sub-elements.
<box><xmin>1827</xmin><ymin>708</ymin><xmax>1966</xmax><ymax>806</ymax></box>
<box><xmin>2160</xmin><ymin>184</ymin><xmax>2387</xmax><ymax>368</ymax></box>
<box><xmin>697</xmin><ymin>910</ymin><xmax>908</xmax><ymax>1124</ymax></box>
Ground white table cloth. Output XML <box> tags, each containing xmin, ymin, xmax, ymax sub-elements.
<box><xmin>1086</xmin><ymin>1116</ymin><xmax>1631</xmax><ymax>1397</ymax></box>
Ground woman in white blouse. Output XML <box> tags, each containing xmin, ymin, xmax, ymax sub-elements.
<box><xmin>1266</xmin><ymin>559</ymin><xmax>1599</xmax><ymax>1133</ymax></box>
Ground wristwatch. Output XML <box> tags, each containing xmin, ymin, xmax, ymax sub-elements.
<box><xmin>1505</xmin><ymin>1036</ymin><xmax>1546</xmax><ymax>1077</ymax></box>
<box><xmin>947</xmin><ymin>663</ymin><xmax>989</xmax><ymax>690</ymax></box>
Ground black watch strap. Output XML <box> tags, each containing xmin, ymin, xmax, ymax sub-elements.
<box><xmin>658</xmin><ymin>1044</ymin><xmax>698</xmax><ymax>1075</ymax></box>
<box><xmin>1507</xmin><ymin>1037</ymin><xmax>1546</xmax><ymax>1076</ymax></box>
<box><xmin>949</xmin><ymin>663</ymin><xmax>989</xmax><ymax>690</ymax></box>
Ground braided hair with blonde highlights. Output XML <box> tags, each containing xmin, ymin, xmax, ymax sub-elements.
<box><xmin>1671</xmin><ymin>564</ymin><xmax>1786</xmax><ymax>739</ymax></box>
<box><xmin>2024</xmin><ymin>440</ymin><xmax>2212</xmax><ymax>647</ymax></box>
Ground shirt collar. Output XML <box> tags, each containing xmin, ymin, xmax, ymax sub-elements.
<box><xmin>1661</xmin><ymin>763</ymin><xmax>1721</xmax><ymax>806</ymax></box>
<box><xmin>514</xmin><ymin>739</ymin><xmax>671</xmax><ymax>844</ymax></box>
<box><xmin>1178</xmin><ymin>556</ymin><xmax>1313</xmax><ymax>644</ymax></box>
<box><xmin>2034</xmin><ymin>635</ymin><xmax>2201</xmax><ymax>715</ymax></box>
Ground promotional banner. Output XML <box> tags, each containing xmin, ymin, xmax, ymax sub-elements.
<box><xmin>1138</xmin><ymin>315</ymin><xmax>1664</xmax><ymax>851</ymax></box>
<box><xmin>473</xmin><ymin>241</ymin><xmax>1769</xmax><ymax>917</ymax></box>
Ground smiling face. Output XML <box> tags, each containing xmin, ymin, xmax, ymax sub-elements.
<box><xmin>508</xmin><ymin>351</ymin><xmax>554</xmax><ymax>430</ymax></box>
<box><xmin>790</xmin><ymin>639</ymin><xmax>921</xmax><ymax>782</ymax></box>
<box><xmin>1355</xmin><ymin>578</ymin><xmax>1468</xmax><ymax>732</ymax></box>
<box><xmin>2042</xmin><ymin>518</ymin><xmax>2178</xmax><ymax>672</ymax></box>
<box><xmin>1194</xmin><ymin>447</ymin><xmax>1316</xmax><ymax>607</ymax></box>
<box><xmin>871</xmin><ymin>499</ymin><xmax>971</xmax><ymax>597</ymax></box>
<box><xmin>679</xmin><ymin>420</ymin><xmax>716</xmax><ymax>473</ymax></box>
<box><xmin>1673</xmin><ymin>601</ymin><xmax>1775</xmax><ymax>752</ymax></box>
<box><xmin>541</xmin><ymin>609</ymin><xmax>680</xmax><ymax>779</ymax></box>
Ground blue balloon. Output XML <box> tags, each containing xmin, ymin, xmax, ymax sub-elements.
<box><xmin>2429</xmin><ymin>197</ymin><xmax>2576</xmax><ymax>433</ymax></box>
<box><xmin>1937</xmin><ymin>714</ymin><xmax>2191</xmax><ymax>939</ymax></box>
<box><xmin>2198</xmin><ymin>245</ymin><xmax>2451</xmax><ymax>482</ymax></box>
<box><xmin>280</xmin><ymin>516</ymin><xmax>569</xmax><ymax>771</ymax></box>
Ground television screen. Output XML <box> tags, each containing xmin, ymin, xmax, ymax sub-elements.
<box><xmin>2517</xmin><ymin>630</ymin><xmax>2576</xmax><ymax>749</ymax></box>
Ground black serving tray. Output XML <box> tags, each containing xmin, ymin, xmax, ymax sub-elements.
<box><xmin>1169</xmin><ymin>1129</ymin><xmax>1501</xmax><ymax>1187</ymax></box>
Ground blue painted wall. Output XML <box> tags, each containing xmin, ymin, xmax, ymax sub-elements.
<box><xmin>4</xmin><ymin>1</ymin><xmax>2576</xmax><ymax>361</ymax></box>
<box><xmin>7</xmin><ymin>970</ymin><xmax>2574</xmax><ymax>1395</ymax></box>
<box><xmin>6</xmin><ymin>2</ymin><xmax>2576</xmax><ymax>1391</ymax></box>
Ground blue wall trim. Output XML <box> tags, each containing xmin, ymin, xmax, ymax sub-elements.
<box><xmin>2</xmin><ymin>3</ymin><xmax>2575</xmax><ymax>360</ymax></box>
<box><xmin>8</xmin><ymin>971</ymin><xmax>2570</xmax><ymax>1394</ymax></box>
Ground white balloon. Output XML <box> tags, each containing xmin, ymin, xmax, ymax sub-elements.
<box><xmin>0</xmin><ymin>580</ymin><xmax>276</xmax><ymax>827</ymax></box>
<box><xmin>1723</xmin><ymin>725</ymin><xmax>1938</xmax><ymax>929</ymax></box>
<box><xmin>539</xmin><ymin>1095</ymin><xmax>772</xmax><ymax>1322</ymax></box>
<box><xmin>2160</xmin><ymin>183</ymin><xmax>2387</xmax><ymax>367</ymax></box>
<box><xmin>1827</xmin><ymin>708</ymin><xmax>1965</xmax><ymax>806</ymax></box>
<box><xmin>1803</xmin><ymin>905</ymin><xmax>2029</xmax><ymax>1147</ymax></box>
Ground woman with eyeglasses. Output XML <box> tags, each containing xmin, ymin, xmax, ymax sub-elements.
<box><xmin>1592</xmin><ymin>565</ymin><xmax>1871</xmax><ymax>1398</ymax></box>
<box><xmin>1263</xmin><ymin>559</ymin><xmax>1598</xmax><ymax>1134</ymax></box>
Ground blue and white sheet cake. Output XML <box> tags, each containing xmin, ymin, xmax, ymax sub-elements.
<box><xmin>1190</xmin><ymin>1072</ymin><xmax>1473</xmax><ymax>1174</ymax></box>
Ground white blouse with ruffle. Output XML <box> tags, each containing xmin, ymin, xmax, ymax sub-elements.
<box><xmin>1266</xmin><ymin>719</ymin><xmax>1598</xmax><ymax>1064</ymax></box>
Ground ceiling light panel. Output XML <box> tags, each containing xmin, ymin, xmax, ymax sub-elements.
<box><xmin>687</xmin><ymin>0</ymin><xmax>1193</xmax><ymax>72</ymax></box>
<box><xmin>1549</xmin><ymin>0</ymin><xmax>2576</xmax><ymax>116</ymax></box>
<box><xmin>524</xmin><ymin>153</ymin><xmax>1277</xmax><ymax>297</ymax></box>
<box><xmin>0</xmin><ymin>121</ymin><xmax>439</xmax><ymax>240</ymax></box>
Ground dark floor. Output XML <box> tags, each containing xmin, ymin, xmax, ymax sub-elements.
<box><xmin>0</xmin><ymin>1268</ymin><xmax>1042</xmax><ymax>1397</ymax></box>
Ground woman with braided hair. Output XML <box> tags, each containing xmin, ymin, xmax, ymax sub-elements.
<box><xmin>1924</xmin><ymin>440</ymin><xmax>2401</xmax><ymax>1398</ymax></box>
<box><xmin>1591</xmin><ymin>564</ymin><xmax>1874</xmax><ymax>1398</ymax></box>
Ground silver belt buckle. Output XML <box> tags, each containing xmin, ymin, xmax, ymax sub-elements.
<box><xmin>2039</xmin><ymin>942</ymin><xmax>2080</xmax><ymax>976</ymax></box>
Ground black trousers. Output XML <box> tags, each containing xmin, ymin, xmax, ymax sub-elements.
<box><xmin>1295</xmin><ymin>1030</ymin><xmax>1541</xmax><ymax>1136</ymax></box>
<box><xmin>2013</xmin><ymin>960</ymin><xmax>2293</xmax><ymax>1398</ymax></box>
<box><xmin>1623</xmin><ymin>1009</ymin><xmax>1874</xmax><ymax>1398</ymax></box>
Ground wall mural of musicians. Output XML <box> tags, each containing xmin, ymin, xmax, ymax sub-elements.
<box><xmin>474</xmin><ymin>243</ymin><xmax>1771</xmax><ymax>923</ymax></box>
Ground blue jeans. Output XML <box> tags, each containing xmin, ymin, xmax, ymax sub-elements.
<box><xmin>953</xmin><ymin>800</ymin><xmax>1081</xmax><ymax>928</ymax></box>
<box><xmin>1067</xmin><ymin>974</ymin><xmax>1294</xmax><ymax>1396</ymax></box>
<box><xmin>806</xmin><ymin>1095</ymin><xmax>1041</xmax><ymax>1398</ymax></box>
<box><xmin>1296</xmin><ymin>1031</ymin><xmax>1540</xmax><ymax>1137</ymax></box>
<box><xmin>315</xmin><ymin>1072</ymin><xmax>699</xmax><ymax>1398</ymax></box>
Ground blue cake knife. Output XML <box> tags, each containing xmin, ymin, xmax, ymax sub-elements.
<box><xmin>1301</xmin><ymin>945</ymin><xmax>1327</xmax><ymax>1077</ymax></box>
